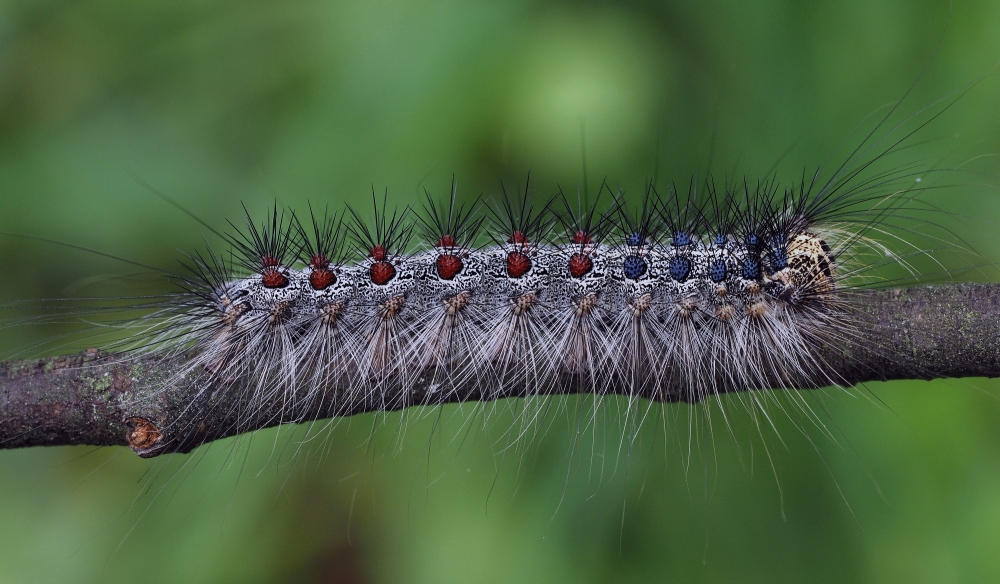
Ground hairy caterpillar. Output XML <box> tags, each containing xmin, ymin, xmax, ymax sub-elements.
<box><xmin>4</xmin><ymin>2</ymin><xmax>1000</xmax><ymax>582</ymax></box>
<box><xmin>185</xmin><ymin>180</ymin><xmax>837</xmax><ymax>407</ymax></box>
<box><xmin>1</xmin><ymin>106</ymin><xmax>996</xmax><ymax>580</ymax></box>
<box><xmin>0</xmin><ymin>86</ymin><xmax>986</xmax><ymax>457</ymax></box>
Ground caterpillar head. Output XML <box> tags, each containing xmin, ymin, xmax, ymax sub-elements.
<box><xmin>764</xmin><ymin>232</ymin><xmax>836</xmax><ymax>304</ymax></box>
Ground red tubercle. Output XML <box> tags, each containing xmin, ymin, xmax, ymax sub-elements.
<box><xmin>370</xmin><ymin>261</ymin><xmax>396</xmax><ymax>285</ymax></box>
<box><xmin>261</xmin><ymin>267</ymin><xmax>289</xmax><ymax>288</ymax></box>
<box><xmin>259</xmin><ymin>254</ymin><xmax>289</xmax><ymax>287</ymax></box>
<box><xmin>507</xmin><ymin>231</ymin><xmax>528</xmax><ymax>245</ymax></box>
<box><xmin>571</xmin><ymin>230</ymin><xmax>592</xmax><ymax>245</ymax></box>
<box><xmin>436</xmin><ymin>254</ymin><xmax>463</xmax><ymax>280</ymax></box>
<box><xmin>370</xmin><ymin>245</ymin><xmax>388</xmax><ymax>262</ymax></box>
<box><xmin>568</xmin><ymin>253</ymin><xmax>593</xmax><ymax>278</ymax></box>
<box><xmin>307</xmin><ymin>254</ymin><xmax>336</xmax><ymax>290</ymax></box>
<box><xmin>310</xmin><ymin>268</ymin><xmax>336</xmax><ymax>290</ymax></box>
<box><xmin>309</xmin><ymin>253</ymin><xmax>329</xmax><ymax>270</ymax></box>
<box><xmin>506</xmin><ymin>251</ymin><xmax>532</xmax><ymax>278</ymax></box>
<box><xmin>437</xmin><ymin>235</ymin><xmax>457</xmax><ymax>248</ymax></box>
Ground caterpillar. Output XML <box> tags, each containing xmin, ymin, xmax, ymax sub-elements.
<box><xmin>3</xmin><ymin>68</ymin><xmax>999</xmax><ymax>584</ymax></box>
<box><xmin>182</xmin><ymin>178</ymin><xmax>841</xmax><ymax>408</ymax></box>
<box><xmin>7</xmin><ymin>1</ymin><xmax>1000</xmax><ymax>581</ymax></box>
<box><xmin>0</xmin><ymin>2</ymin><xmax>993</xmax><ymax>470</ymax></box>
<box><xmin>1</xmin><ymin>106</ymin><xmax>982</xmax><ymax>460</ymax></box>
<box><xmin>0</xmin><ymin>23</ymin><xmax>994</xmax><ymax>476</ymax></box>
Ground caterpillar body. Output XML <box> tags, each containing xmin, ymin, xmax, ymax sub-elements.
<box><xmin>6</xmin><ymin>1</ymin><xmax>1000</xmax><ymax>581</ymax></box>
<box><xmin>107</xmin><ymin>160</ymin><xmax>926</xmax><ymax>447</ymax></box>
<box><xmin>0</xmin><ymin>72</ymin><xmax>985</xmax><ymax>468</ymax></box>
<box><xmin>0</xmin><ymin>40</ymin><xmax>988</xmax><ymax>461</ymax></box>
<box><xmin>0</xmin><ymin>75</ymin><xmax>995</xmax><ymax>584</ymax></box>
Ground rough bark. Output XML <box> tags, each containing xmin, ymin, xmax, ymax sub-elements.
<box><xmin>1</xmin><ymin>284</ymin><xmax>998</xmax><ymax>457</ymax></box>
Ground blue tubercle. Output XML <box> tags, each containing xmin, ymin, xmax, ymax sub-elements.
<box><xmin>741</xmin><ymin>257</ymin><xmax>761</xmax><ymax>280</ymax></box>
<box><xmin>623</xmin><ymin>255</ymin><xmax>647</xmax><ymax>280</ymax></box>
<box><xmin>768</xmin><ymin>234</ymin><xmax>789</xmax><ymax>270</ymax></box>
<box><xmin>625</xmin><ymin>232</ymin><xmax>646</xmax><ymax>247</ymax></box>
<box><xmin>709</xmin><ymin>259</ymin><xmax>727</xmax><ymax>283</ymax></box>
<box><xmin>668</xmin><ymin>256</ymin><xmax>691</xmax><ymax>281</ymax></box>
<box><xmin>770</xmin><ymin>247</ymin><xmax>788</xmax><ymax>270</ymax></box>
<box><xmin>671</xmin><ymin>231</ymin><xmax>692</xmax><ymax>247</ymax></box>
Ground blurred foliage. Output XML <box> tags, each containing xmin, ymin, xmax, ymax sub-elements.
<box><xmin>1</xmin><ymin>0</ymin><xmax>1000</xmax><ymax>582</ymax></box>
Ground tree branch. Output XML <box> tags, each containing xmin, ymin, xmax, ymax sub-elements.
<box><xmin>2</xmin><ymin>284</ymin><xmax>999</xmax><ymax>457</ymax></box>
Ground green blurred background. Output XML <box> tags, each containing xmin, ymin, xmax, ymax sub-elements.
<box><xmin>2</xmin><ymin>0</ymin><xmax>1000</xmax><ymax>582</ymax></box>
